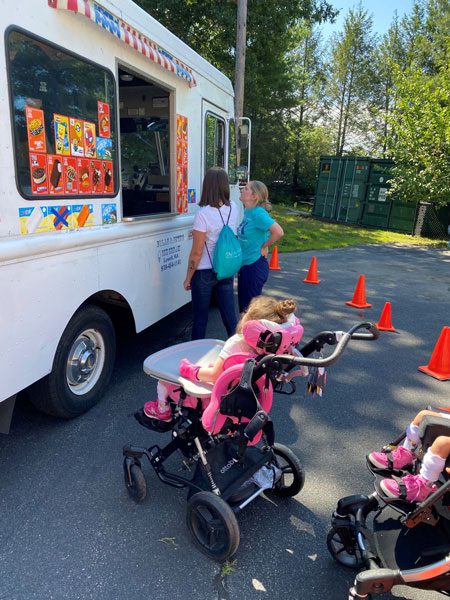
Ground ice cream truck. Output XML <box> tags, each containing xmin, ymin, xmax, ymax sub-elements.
<box><xmin>0</xmin><ymin>0</ymin><xmax>250</xmax><ymax>432</ymax></box>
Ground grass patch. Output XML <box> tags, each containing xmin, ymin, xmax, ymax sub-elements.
<box><xmin>220</xmin><ymin>559</ymin><xmax>237</xmax><ymax>577</ymax></box>
<box><xmin>271</xmin><ymin>205</ymin><xmax>447</xmax><ymax>253</ymax></box>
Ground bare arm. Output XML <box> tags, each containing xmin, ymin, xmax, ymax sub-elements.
<box><xmin>261</xmin><ymin>222</ymin><xmax>284</xmax><ymax>257</ymax></box>
<box><xmin>196</xmin><ymin>356</ymin><xmax>225</xmax><ymax>383</ymax></box>
<box><xmin>183</xmin><ymin>230</ymin><xmax>206</xmax><ymax>290</ymax></box>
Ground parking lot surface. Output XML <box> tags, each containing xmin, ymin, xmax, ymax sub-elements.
<box><xmin>1</xmin><ymin>245</ymin><xmax>449</xmax><ymax>600</ymax></box>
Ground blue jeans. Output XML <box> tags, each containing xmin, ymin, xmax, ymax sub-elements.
<box><xmin>190</xmin><ymin>269</ymin><xmax>237</xmax><ymax>340</ymax></box>
<box><xmin>237</xmin><ymin>255</ymin><xmax>269</xmax><ymax>313</ymax></box>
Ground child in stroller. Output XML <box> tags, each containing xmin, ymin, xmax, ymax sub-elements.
<box><xmin>368</xmin><ymin>407</ymin><xmax>450</xmax><ymax>503</ymax></box>
<box><xmin>123</xmin><ymin>301</ymin><xmax>377</xmax><ymax>560</ymax></box>
<box><xmin>141</xmin><ymin>295</ymin><xmax>302</xmax><ymax>423</ymax></box>
<box><xmin>328</xmin><ymin>407</ymin><xmax>450</xmax><ymax>599</ymax></box>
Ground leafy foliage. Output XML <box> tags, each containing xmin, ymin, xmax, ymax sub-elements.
<box><xmin>136</xmin><ymin>0</ymin><xmax>337</xmax><ymax>196</ymax></box>
<box><xmin>387</xmin><ymin>56</ymin><xmax>450</xmax><ymax>206</ymax></box>
<box><xmin>135</xmin><ymin>0</ymin><xmax>449</xmax><ymax>209</ymax></box>
<box><xmin>385</xmin><ymin>1</ymin><xmax>450</xmax><ymax>207</ymax></box>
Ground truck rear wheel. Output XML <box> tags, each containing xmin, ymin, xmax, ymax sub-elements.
<box><xmin>29</xmin><ymin>304</ymin><xmax>116</xmax><ymax>418</ymax></box>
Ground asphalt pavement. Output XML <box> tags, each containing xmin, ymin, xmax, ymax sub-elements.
<box><xmin>1</xmin><ymin>244</ymin><xmax>449</xmax><ymax>600</ymax></box>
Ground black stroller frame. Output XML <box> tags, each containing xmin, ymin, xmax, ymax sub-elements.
<box><xmin>328</xmin><ymin>414</ymin><xmax>450</xmax><ymax>599</ymax></box>
<box><xmin>123</xmin><ymin>322</ymin><xmax>378</xmax><ymax>561</ymax></box>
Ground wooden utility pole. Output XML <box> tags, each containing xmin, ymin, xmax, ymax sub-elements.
<box><xmin>234</xmin><ymin>0</ymin><xmax>247</xmax><ymax>165</ymax></box>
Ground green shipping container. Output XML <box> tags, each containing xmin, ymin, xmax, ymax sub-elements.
<box><xmin>313</xmin><ymin>157</ymin><xmax>344</xmax><ymax>220</ymax></box>
<box><xmin>335</xmin><ymin>158</ymin><xmax>370</xmax><ymax>223</ymax></box>
<box><xmin>361</xmin><ymin>160</ymin><xmax>394</xmax><ymax>229</ymax></box>
<box><xmin>313</xmin><ymin>156</ymin><xmax>369</xmax><ymax>223</ymax></box>
<box><xmin>314</xmin><ymin>156</ymin><xmax>418</xmax><ymax>234</ymax></box>
<box><xmin>389</xmin><ymin>202</ymin><xmax>417</xmax><ymax>233</ymax></box>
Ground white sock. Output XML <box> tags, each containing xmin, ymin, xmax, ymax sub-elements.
<box><xmin>403</xmin><ymin>423</ymin><xmax>420</xmax><ymax>450</ymax></box>
<box><xmin>157</xmin><ymin>381</ymin><xmax>170</xmax><ymax>411</ymax></box>
<box><xmin>420</xmin><ymin>450</ymin><xmax>446</xmax><ymax>483</ymax></box>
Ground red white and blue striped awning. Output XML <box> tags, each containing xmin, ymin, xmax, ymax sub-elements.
<box><xmin>48</xmin><ymin>0</ymin><xmax>197</xmax><ymax>87</ymax></box>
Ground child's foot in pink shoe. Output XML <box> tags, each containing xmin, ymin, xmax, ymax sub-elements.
<box><xmin>368</xmin><ymin>446</ymin><xmax>415</xmax><ymax>470</ymax></box>
<box><xmin>143</xmin><ymin>400</ymin><xmax>172</xmax><ymax>422</ymax></box>
<box><xmin>380</xmin><ymin>474</ymin><xmax>436</xmax><ymax>503</ymax></box>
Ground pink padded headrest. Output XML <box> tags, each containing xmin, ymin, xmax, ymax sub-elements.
<box><xmin>242</xmin><ymin>317</ymin><xmax>304</xmax><ymax>355</ymax></box>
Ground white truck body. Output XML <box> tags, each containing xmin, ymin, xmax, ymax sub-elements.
<box><xmin>0</xmin><ymin>0</ymin><xmax>244</xmax><ymax>428</ymax></box>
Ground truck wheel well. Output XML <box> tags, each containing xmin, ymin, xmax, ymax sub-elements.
<box><xmin>83</xmin><ymin>290</ymin><xmax>136</xmax><ymax>337</ymax></box>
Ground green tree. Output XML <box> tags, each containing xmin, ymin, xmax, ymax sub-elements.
<box><xmin>387</xmin><ymin>49</ymin><xmax>450</xmax><ymax>207</ymax></box>
<box><xmin>385</xmin><ymin>0</ymin><xmax>450</xmax><ymax>207</ymax></box>
<box><xmin>136</xmin><ymin>0</ymin><xmax>337</xmax><ymax>187</ymax></box>
<box><xmin>370</xmin><ymin>16</ymin><xmax>404</xmax><ymax>155</ymax></box>
<box><xmin>326</xmin><ymin>3</ymin><xmax>376</xmax><ymax>156</ymax></box>
<box><xmin>288</xmin><ymin>22</ymin><xmax>328</xmax><ymax>193</ymax></box>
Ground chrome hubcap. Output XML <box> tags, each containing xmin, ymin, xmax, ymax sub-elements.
<box><xmin>66</xmin><ymin>329</ymin><xmax>105</xmax><ymax>395</ymax></box>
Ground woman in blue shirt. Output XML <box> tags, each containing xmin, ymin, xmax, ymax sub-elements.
<box><xmin>237</xmin><ymin>181</ymin><xmax>284</xmax><ymax>312</ymax></box>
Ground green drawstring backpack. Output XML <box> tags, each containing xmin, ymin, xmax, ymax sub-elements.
<box><xmin>206</xmin><ymin>205</ymin><xmax>242</xmax><ymax>280</ymax></box>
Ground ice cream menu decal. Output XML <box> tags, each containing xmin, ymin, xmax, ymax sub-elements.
<box><xmin>176</xmin><ymin>114</ymin><xmax>188</xmax><ymax>214</ymax></box>
<box><xmin>25</xmin><ymin>104</ymin><xmax>113</xmax><ymax>199</ymax></box>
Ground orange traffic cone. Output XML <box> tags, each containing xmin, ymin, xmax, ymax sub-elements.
<box><xmin>418</xmin><ymin>326</ymin><xmax>450</xmax><ymax>381</ymax></box>
<box><xmin>303</xmin><ymin>256</ymin><xmax>320</xmax><ymax>284</ymax></box>
<box><xmin>345</xmin><ymin>275</ymin><xmax>372</xmax><ymax>309</ymax></box>
<box><xmin>375</xmin><ymin>301</ymin><xmax>397</xmax><ymax>332</ymax></box>
<box><xmin>269</xmin><ymin>246</ymin><xmax>281</xmax><ymax>270</ymax></box>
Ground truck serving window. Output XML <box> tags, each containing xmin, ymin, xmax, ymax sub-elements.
<box><xmin>118</xmin><ymin>68</ymin><xmax>170</xmax><ymax>218</ymax></box>
<box><xmin>7</xmin><ymin>29</ymin><xmax>116</xmax><ymax>200</ymax></box>
<box><xmin>205</xmin><ymin>113</ymin><xmax>225</xmax><ymax>171</ymax></box>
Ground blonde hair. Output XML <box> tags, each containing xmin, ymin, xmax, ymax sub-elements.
<box><xmin>236</xmin><ymin>296</ymin><xmax>297</xmax><ymax>333</ymax></box>
<box><xmin>249</xmin><ymin>180</ymin><xmax>271</xmax><ymax>211</ymax></box>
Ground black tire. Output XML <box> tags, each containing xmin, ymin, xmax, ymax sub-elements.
<box><xmin>29</xmin><ymin>304</ymin><xmax>116</xmax><ymax>418</ymax></box>
<box><xmin>186</xmin><ymin>491</ymin><xmax>240</xmax><ymax>561</ymax></box>
<box><xmin>271</xmin><ymin>443</ymin><xmax>305</xmax><ymax>497</ymax></box>
<box><xmin>124</xmin><ymin>462</ymin><xmax>147</xmax><ymax>503</ymax></box>
<box><xmin>327</xmin><ymin>526</ymin><xmax>365</xmax><ymax>570</ymax></box>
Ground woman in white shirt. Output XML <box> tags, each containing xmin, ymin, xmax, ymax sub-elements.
<box><xmin>183</xmin><ymin>167</ymin><xmax>240</xmax><ymax>339</ymax></box>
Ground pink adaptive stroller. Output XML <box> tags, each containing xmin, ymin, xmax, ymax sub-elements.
<box><xmin>123</xmin><ymin>320</ymin><xmax>378</xmax><ymax>560</ymax></box>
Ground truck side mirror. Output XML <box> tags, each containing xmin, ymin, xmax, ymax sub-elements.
<box><xmin>238</xmin><ymin>122</ymin><xmax>249</xmax><ymax>150</ymax></box>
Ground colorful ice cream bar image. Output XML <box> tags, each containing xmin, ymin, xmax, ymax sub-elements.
<box><xmin>62</xmin><ymin>156</ymin><xmax>78</xmax><ymax>194</ymax></box>
<box><xmin>70</xmin><ymin>204</ymin><xmax>94</xmax><ymax>228</ymax></box>
<box><xmin>97</xmin><ymin>101</ymin><xmax>111</xmax><ymax>138</ymax></box>
<box><xmin>19</xmin><ymin>206</ymin><xmax>49</xmax><ymax>235</ymax></box>
<box><xmin>84</xmin><ymin>121</ymin><xmax>96</xmax><ymax>158</ymax></box>
<box><xmin>26</xmin><ymin>106</ymin><xmax>47</xmax><ymax>153</ymax></box>
<box><xmin>47</xmin><ymin>155</ymin><xmax>64</xmax><ymax>195</ymax></box>
<box><xmin>102</xmin><ymin>203</ymin><xmax>117</xmax><ymax>225</ymax></box>
<box><xmin>54</xmin><ymin>114</ymin><xmax>70</xmax><ymax>156</ymax></box>
<box><xmin>29</xmin><ymin>153</ymin><xmax>48</xmax><ymax>195</ymax></box>
<box><xmin>69</xmin><ymin>118</ymin><xmax>84</xmax><ymax>157</ymax></box>
<box><xmin>103</xmin><ymin>161</ymin><xmax>113</xmax><ymax>193</ymax></box>
<box><xmin>49</xmin><ymin>205</ymin><xmax>71</xmax><ymax>230</ymax></box>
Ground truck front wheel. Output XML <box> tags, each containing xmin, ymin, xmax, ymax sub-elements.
<box><xmin>30</xmin><ymin>304</ymin><xmax>116</xmax><ymax>418</ymax></box>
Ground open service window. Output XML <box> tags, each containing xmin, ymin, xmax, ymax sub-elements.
<box><xmin>7</xmin><ymin>29</ymin><xmax>117</xmax><ymax>200</ymax></box>
<box><xmin>119</xmin><ymin>68</ymin><xmax>171</xmax><ymax>218</ymax></box>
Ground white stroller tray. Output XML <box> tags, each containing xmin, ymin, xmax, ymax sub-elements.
<box><xmin>143</xmin><ymin>339</ymin><xmax>225</xmax><ymax>398</ymax></box>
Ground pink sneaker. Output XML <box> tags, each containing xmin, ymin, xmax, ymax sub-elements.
<box><xmin>143</xmin><ymin>400</ymin><xmax>172</xmax><ymax>422</ymax></box>
<box><xmin>368</xmin><ymin>446</ymin><xmax>415</xmax><ymax>470</ymax></box>
<box><xmin>380</xmin><ymin>474</ymin><xmax>437</xmax><ymax>503</ymax></box>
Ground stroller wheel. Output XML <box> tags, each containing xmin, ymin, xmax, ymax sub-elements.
<box><xmin>271</xmin><ymin>443</ymin><xmax>305</xmax><ymax>497</ymax></box>
<box><xmin>327</xmin><ymin>526</ymin><xmax>365</xmax><ymax>569</ymax></box>
<box><xmin>124</xmin><ymin>460</ymin><xmax>147</xmax><ymax>503</ymax></box>
<box><xmin>187</xmin><ymin>491</ymin><xmax>240</xmax><ymax>561</ymax></box>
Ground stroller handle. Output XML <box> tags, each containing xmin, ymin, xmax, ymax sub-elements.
<box><xmin>258</xmin><ymin>322</ymin><xmax>379</xmax><ymax>370</ymax></box>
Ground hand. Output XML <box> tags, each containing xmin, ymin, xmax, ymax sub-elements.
<box><xmin>179</xmin><ymin>358</ymin><xmax>200</xmax><ymax>381</ymax></box>
<box><xmin>183</xmin><ymin>278</ymin><xmax>191</xmax><ymax>291</ymax></box>
<box><xmin>260</xmin><ymin>245</ymin><xmax>269</xmax><ymax>258</ymax></box>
